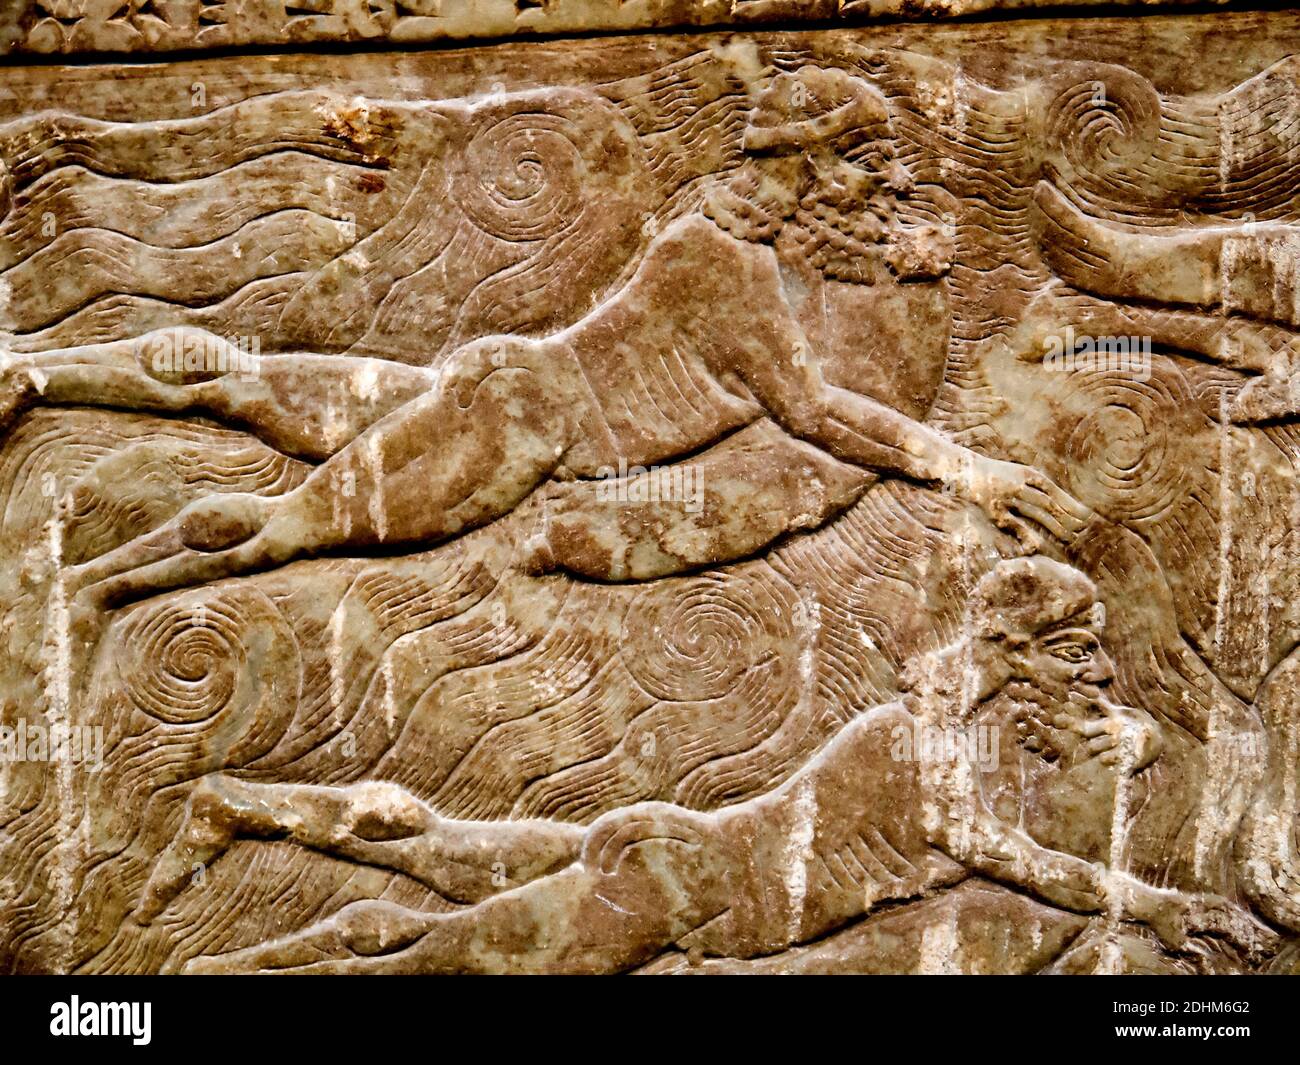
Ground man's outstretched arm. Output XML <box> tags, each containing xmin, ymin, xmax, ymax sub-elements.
<box><xmin>925</xmin><ymin>760</ymin><xmax>1272</xmax><ymax>958</ymax></box>
<box><xmin>725</xmin><ymin>253</ymin><xmax>1091</xmax><ymax>542</ymax></box>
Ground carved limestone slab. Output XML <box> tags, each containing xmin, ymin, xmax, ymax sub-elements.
<box><xmin>2</xmin><ymin>4</ymin><xmax>1300</xmax><ymax>974</ymax></box>
<box><xmin>0</xmin><ymin>0</ymin><xmax>1235</xmax><ymax>55</ymax></box>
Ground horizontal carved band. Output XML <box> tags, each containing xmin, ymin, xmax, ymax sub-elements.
<box><xmin>1</xmin><ymin>0</ymin><xmax>1234</xmax><ymax>57</ymax></box>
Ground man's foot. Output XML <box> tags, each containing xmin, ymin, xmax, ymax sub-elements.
<box><xmin>135</xmin><ymin>776</ymin><xmax>239</xmax><ymax>925</ymax></box>
<box><xmin>57</xmin><ymin>488</ymin><xmax>291</xmax><ymax>610</ymax></box>
<box><xmin>1033</xmin><ymin>181</ymin><xmax>1221</xmax><ymax>308</ymax></box>
<box><xmin>1230</xmin><ymin>370</ymin><xmax>1300</xmax><ymax>423</ymax></box>
<box><xmin>179</xmin><ymin>900</ymin><xmax>439</xmax><ymax>974</ymax></box>
<box><xmin>0</xmin><ymin>359</ymin><xmax>37</xmax><ymax>438</ymax></box>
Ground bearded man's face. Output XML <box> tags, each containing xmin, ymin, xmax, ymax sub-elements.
<box><xmin>767</xmin><ymin>139</ymin><xmax>949</xmax><ymax>283</ymax></box>
<box><xmin>804</xmin><ymin>138</ymin><xmax>911</xmax><ymax>215</ymax></box>
<box><xmin>1022</xmin><ymin>624</ymin><xmax>1115</xmax><ymax>704</ymax></box>
<box><xmin>985</xmin><ymin>619</ymin><xmax>1129</xmax><ymax>765</ymax></box>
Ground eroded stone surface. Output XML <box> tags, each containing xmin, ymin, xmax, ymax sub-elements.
<box><xmin>0</xmin><ymin>0</ymin><xmax>1236</xmax><ymax>56</ymax></box>
<box><xmin>1</xmin><ymin>5</ymin><xmax>1300</xmax><ymax>974</ymax></box>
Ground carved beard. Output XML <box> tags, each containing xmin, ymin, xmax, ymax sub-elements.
<box><xmin>792</xmin><ymin>166</ymin><xmax>954</xmax><ymax>283</ymax></box>
<box><xmin>901</xmin><ymin>650</ymin><xmax>1123</xmax><ymax>770</ymax></box>
<box><xmin>700</xmin><ymin>170</ymin><xmax>785</xmax><ymax>244</ymax></box>
<box><xmin>991</xmin><ymin>677</ymin><xmax>1111</xmax><ymax>765</ymax></box>
<box><xmin>787</xmin><ymin>197</ymin><xmax>892</xmax><ymax>283</ymax></box>
<box><xmin>704</xmin><ymin>166</ymin><xmax>950</xmax><ymax>283</ymax></box>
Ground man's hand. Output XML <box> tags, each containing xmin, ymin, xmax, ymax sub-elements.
<box><xmin>1181</xmin><ymin>894</ymin><xmax>1282</xmax><ymax>965</ymax></box>
<box><xmin>1107</xmin><ymin>873</ymin><xmax>1281</xmax><ymax>962</ymax></box>
<box><xmin>1157</xmin><ymin>891</ymin><xmax>1281</xmax><ymax>964</ymax></box>
<box><xmin>1106</xmin><ymin>873</ymin><xmax>1194</xmax><ymax>953</ymax></box>
<box><xmin>1054</xmin><ymin>693</ymin><xmax>1162</xmax><ymax>772</ymax></box>
<box><xmin>955</xmin><ymin>453</ymin><xmax>1093</xmax><ymax>546</ymax></box>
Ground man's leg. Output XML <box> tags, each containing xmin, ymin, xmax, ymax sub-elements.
<box><xmin>0</xmin><ymin>91</ymin><xmax>400</xmax><ymax>191</ymax></box>
<box><xmin>181</xmin><ymin>804</ymin><xmax>730</xmax><ymax>975</ymax></box>
<box><xmin>1034</xmin><ymin>180</ymin><xmax>1300</xmax><ymax>330</ymax></box>
<box><xmin>0</xmin><ymin>329</ymin><xmax>436</xmax><ymax>460</ymax></box>
<box><xmin>136</xmin><ymin>775</ymin><xmax>586</xmax><ymax>924</ymax></box>
<box><xmin>63</xmin><ymin>336</ymin><xmax>587</xmax><ymax>607</ymax></box>
<box><xmin>1004</xmin><ymin>281</ymin><xmax>1295</xmax><ymax>376</ymax></box>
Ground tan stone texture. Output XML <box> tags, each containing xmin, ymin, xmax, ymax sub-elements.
<box><xmin>1</xmin><ymin>3</ymin><xmax>1299</xmax><ymax>974</ymax></box>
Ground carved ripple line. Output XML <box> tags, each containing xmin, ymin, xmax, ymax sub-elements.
<box><xmin>1062</xmin><ymin>372</ymin><xmax>1186</xmax><ymax>522</ymax></box>
<box><xmin>1046</xmin><ymin>69</ymin><xmax>1160</xmax><ymax>179</ymax></box>
<box><xmin>620</xmin><ymin>574</ymin><xmax>783</xmax><ymax>703</ymax></box>
<box><xmin>456</xmin><ymin>113</ymin><xmax>587</xmax><ymax>242</ymax></box>
<box><xmin>122</xmin><ymin>598</ymin><xmax>249</xmax><ymax>725</ymax></box>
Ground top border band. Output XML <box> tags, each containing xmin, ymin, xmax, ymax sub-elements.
<box><xmin>0</xmin><ymin>0</ymin><xmax>1235</xmax><ymax>58</ymax></box>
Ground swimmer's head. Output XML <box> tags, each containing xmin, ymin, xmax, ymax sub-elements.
<box><xmin>716</xmin><ymin>66</ymin><xmax>950</xmax><ymax>282</ymax></box>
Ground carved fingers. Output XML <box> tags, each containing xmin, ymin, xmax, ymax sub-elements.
<box><xmin>960</xmin><ymin>453</ymin><xmax>1093</xmax><ymax>546</ymax></box>
<box><xmin>1180</xmin><ymin>895</ymin><xmax>1282</xmax><ymax>965</ymax></box>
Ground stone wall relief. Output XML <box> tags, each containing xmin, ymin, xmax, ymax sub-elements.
<box><xmin>3</xmin><ymin>32</ymin><xmax>1300</xmax><ymax>974</ymax></box>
